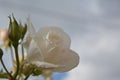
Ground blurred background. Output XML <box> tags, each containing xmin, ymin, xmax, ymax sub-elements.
<box><xmin>0</xmin><ymin>0</ymin><xmax>120</xmax><ymax>80</ymax></box>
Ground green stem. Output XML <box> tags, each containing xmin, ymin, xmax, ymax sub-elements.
<box><xmin>24</xmin><ymin>68</ymin><xmax>34</xmax><ymax>80</ymax></box>
<box><xmin>0</xmin><ymin>59</ymin><xmax>14</xmax><ymax>79</ymax></box>
<box><xmin>24</xmin><ymin>74</ymin><xmax>30</xmax><ymax>80</ymax></box>
<box><xmin>10</xmin><ymin>46</ymin><xmax>14</xmax><ymax>66</ymax></box>
<box><xmin>14</xmin><ymin>46</ymin><xmax>20</xmax><ymax>79</ymax></box>
<box><xmin>21</xmin><ymin>43</ymin><xmax>24</xmax><ymax>61</ymax></box>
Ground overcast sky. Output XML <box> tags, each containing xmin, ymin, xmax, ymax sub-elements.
<box><xmin>0</xmin><ymin>0</ymin><xmax>120</xmax><ymax>80</ymax></box>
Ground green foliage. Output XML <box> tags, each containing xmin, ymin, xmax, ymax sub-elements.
<box><xmin>0</xmin><ymin>70</ymin><xmax>8</xmax><ymax>78</ymax></box>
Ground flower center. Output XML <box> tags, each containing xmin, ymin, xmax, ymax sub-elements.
<box><xmin>49</xmin><ymin>34</ymin><xmax>61</xmax><ymax>45</ymax></box>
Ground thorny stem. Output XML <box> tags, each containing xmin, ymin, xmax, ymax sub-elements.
<box><xmin>0</xmin><ymin>59</ymin><xmax>14</xmax><ymax>79</ymax></box>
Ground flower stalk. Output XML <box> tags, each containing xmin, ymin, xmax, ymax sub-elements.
<box><xmin>21</xmin><ymin>41</ymin><xmax>25</xmax><ymax>61</ymax></box>
<box><xmin>13</xmin><ymin>45</ymin><xmax>20</xmax><ymax>79</ymax></box>
<box><xmin>10</xmin><ymin>46</ymin><xmax>14</xmax><ymax>67</ymax></box>
<box><xmin>0</xmin><ymin>58</ymin><xmax>14</xmax><ymax>79</ymax></box>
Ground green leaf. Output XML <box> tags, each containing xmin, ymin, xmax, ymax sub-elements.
<box><xmin>32</xmin><ymin>69</ymin><xmax>42</xmax><ymax>76</ymax></box>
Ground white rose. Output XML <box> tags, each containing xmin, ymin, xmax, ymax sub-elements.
<box><xmin>25</xmin><ymin>19</ymin><xmax>79</xmax><ymax>72</ymax></box>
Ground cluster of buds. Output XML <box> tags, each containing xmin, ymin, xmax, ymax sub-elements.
<box><xmin>8</xmin><ymin>15</ymin><xmax>27</xmax><ymax>47</ymax></box>
<box><xmin>0</xmin><ymin>15</ymin><xmax>27</xmax><ymax>80</ymax></box>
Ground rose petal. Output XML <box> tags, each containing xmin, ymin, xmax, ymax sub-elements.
<box><xmin>44</xmin><ymin>48</ymin><xmax>79</xmax><ymax>72</ymax></box>
<box><xmin>30</xmin><ymin>61</ymin><xmax>60</xmax><ymax>68</ymax></box>
<box><xmin>27</xmin><ymin>40</ymin><xmax>44</xmax><ymax>62</ymax></box>
<box><xmin>22</xmin><ymin>34</ymin><xmax>32</xmax><ymax>49</ymax></box>
<box><xmin>34</xmin><ymin>27</ymin><xmax>71</xmax><ymax>54</ymax></box>
<box><xmin>27</xmin><ymin>17</ymin><xmax>36</xmax><ymax>38</ymax></box>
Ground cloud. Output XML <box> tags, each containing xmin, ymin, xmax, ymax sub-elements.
<box><xmin>64</xmin><ymin>26</ymin><xmax>120</xmax><ymax>80</ymax></box>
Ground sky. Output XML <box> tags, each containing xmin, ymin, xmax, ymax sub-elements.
<box><xmin>0</xmin><ymin>0</ymin><xmax>120</xmax><ymax>80</ymax></box>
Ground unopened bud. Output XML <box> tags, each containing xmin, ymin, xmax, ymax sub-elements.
<box><xmin>8</xmin><ymin>15</ymin><xmax>27</xmax><ymax>47</ymax></box>
<box><xmin>0</xmin><ymin>28</ymin><xmax>9</xmax><ymax>41</ymax></box>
